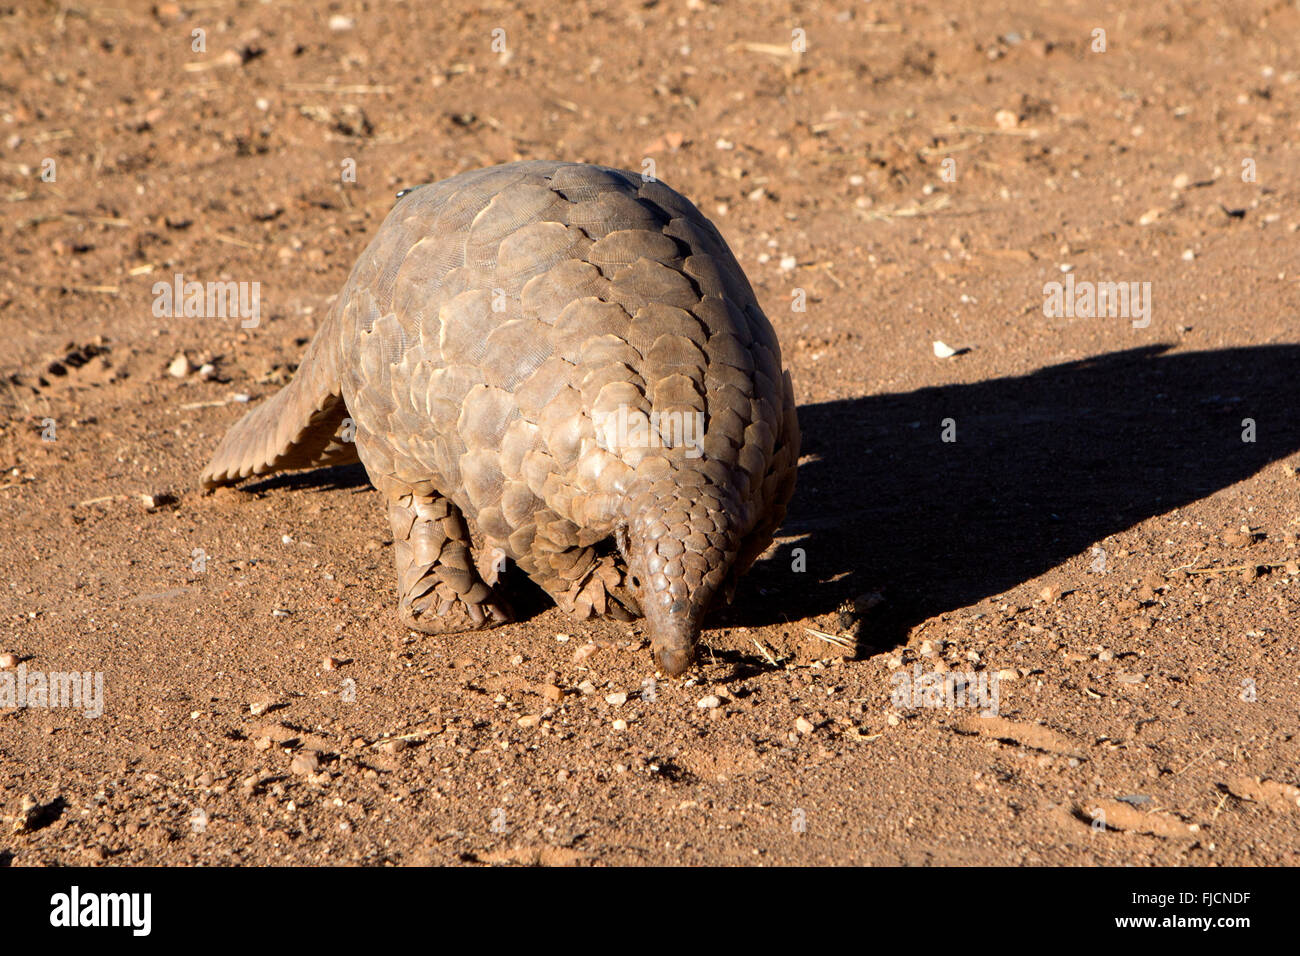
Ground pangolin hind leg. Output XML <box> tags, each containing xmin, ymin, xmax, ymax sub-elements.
<box><xmin>380</xmin><ymin>476</ymin><xmax>513</xmax><ymax>633</ymax></box>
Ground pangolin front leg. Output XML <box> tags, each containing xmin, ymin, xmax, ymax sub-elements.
<box><xmin>381</xmin><ymin>476</ymin><xmax>512</xmax><ymax>634</ymax></box>
<box><xmin>520</xmin><ymin>548</ymin><xmax>641</xmax><ymax>626</ymax></box>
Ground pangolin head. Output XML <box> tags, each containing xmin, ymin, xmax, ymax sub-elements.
<box><xmin>617</xmin><ymin>481</ymin><xmax>748</xmax><ymax>676</ymax></box>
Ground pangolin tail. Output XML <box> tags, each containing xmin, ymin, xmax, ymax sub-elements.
<box><xmin>200</xmin><ymin>308</ymin><xmax>357</xmax><ymax>489</ymax></box>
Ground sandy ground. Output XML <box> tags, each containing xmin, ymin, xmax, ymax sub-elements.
<box><xmin>1</xmin><ymin>0</ymin><xmax>1298</xmax><ymax>866</ymax></box>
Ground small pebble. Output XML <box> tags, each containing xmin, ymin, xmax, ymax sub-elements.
<box><xmin>12</xmin><ymin>794</ymin><xmax>39</xmax><ymax>833</ymax></box>
<box><xmin>167</xmin><ymin>353</ymin><xmax>190</xmax><ymax>378</ymax></box>
<box><xmin>290</xmin><ymin>752</ymin><xmax>319</xmax><ymax>775</ymax></box>
<box><xmin>539</xmin><ymin>684</ymin><xmax>564</xmax><ymax>703</ymax></box>
<box><xmin>697</xmin><ymin>695</ymin><xmax>722</xmax><ymax>709</ymax></box>
<box><xmin>605</xmin><ymin>692</ymin><xmax>628</xmax><ymax>706</ymax></box>
<box><xmin>611</xmin><ymin>719</ymin><xmax>628</xmax><ymax>731</ymax></box>
<box><xmin>0</xmin><ymin>652</ymin><xmax>19</xmax><ymax>669</ymax></box>
<box><xmin>795</xmin><ymin>716</ymin><xmax>815</xmax><ymax>734</ymax></box>
<box><xmin>517</xmin><ymin>714</ymin><xmax>541</xmax><ymax>728</ymax></box>
<box><xmin>573</xmin><ymin>643</ymin><xmax>599</xmax><ymax>663</ymax></box>
<box><xmin>322</xmin><ymin>656</ymin><xmax>340</xmax><ymax>671</ymax></box>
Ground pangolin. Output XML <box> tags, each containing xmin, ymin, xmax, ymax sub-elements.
<box><xmin>201</xmin><ymin>161</ymin><xmax>799</xmax><ymax>675</ymax></box>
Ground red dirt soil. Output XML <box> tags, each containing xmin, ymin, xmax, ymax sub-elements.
<box><xmin>1</xmin><ymin>0</ymin><xmax>1298</xmax><ymax>865</ymax></box>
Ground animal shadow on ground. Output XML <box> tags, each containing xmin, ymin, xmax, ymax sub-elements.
<box><xmin>725</xmin><ymin>343</ymin><xmax>1300</xmax><ymax>654</ymax></box>
<box><xmin>244</xmin><ymin>462</ymin><xmax>370</xmax><ymax>495</ymax></box>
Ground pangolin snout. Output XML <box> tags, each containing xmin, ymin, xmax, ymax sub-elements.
<box><xmin>647</xmin><ymin>599</ymin><xmax>699</xmax><ymax>676</ymax></box>
<box><xmin>654</xmin><ymin>643</ymin><xmax>695</xmax><ymax>677</ymax></box>
<box><xmin>657</xmin><ymin>600</ymin><xmax>697</xmax><ymax>672</ymax></box>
